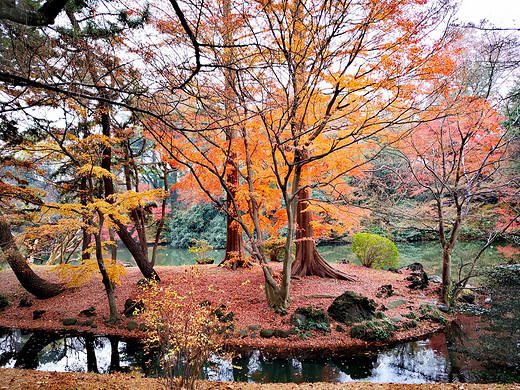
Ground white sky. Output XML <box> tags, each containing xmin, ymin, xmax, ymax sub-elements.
<box><xmin>456</xmin><ymin>0</ymin><xmax>519</xmax><ymax>27</ymax></box>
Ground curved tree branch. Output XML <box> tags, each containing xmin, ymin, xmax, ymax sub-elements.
<box><xmin>0</xmin><ymin>0</ymin><xmax>69</xmax><ymax>26</ymax></box>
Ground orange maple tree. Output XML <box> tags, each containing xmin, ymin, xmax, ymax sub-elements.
<box><xmin>140</xmin><ymin>0</ymin><xmax>459</xmax><ymax>312</ymax></box>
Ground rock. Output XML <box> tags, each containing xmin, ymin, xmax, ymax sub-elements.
<box><xmin>351</xmin><ymin>319</ymin><xmax>395</xmax><ymax>342</ymax></box>
<box><xmin>386</xmin><ymin>298</ymin><xmax>408</xmax><ymax>310</ymax></box>
<box><xmin>238</xmin><ymin>329</ymin><xmax>248</xmax><ymax>338</ymax></box>
<box><xmin>274</xmin><ymin>329</ymin><xmax>290</xmax><ymax>338</ymax></box>
<box><xmin>328</xmin><ymin>291</ymin><xmax>377</xmax><ymax>325</ymax></box>
<box><xmin>429</xmin><ymin>275</ymin><xmax>442</xmax><ymax>284</ymax></box>
<box><xmin>33</xmin><ymin>310</ymin><xmax>46</xmax><ymax>320</ymax></box>
<box><xmin>407</xmin><ymin>271</ymin><xmax>429</xmax><ymax>290</ymax></box>
<box><xmin>248</xmin><ymin>324</ymin><xmax>261</xmax><ymax>331</ymax></box>
<box><xmin>127</xmin><ymin>321</ymin><xmax>139</xmax><ymax>331</ymax></box>
<box><xmin>289</xmin><ymin>313</ymin><xmax>307</xmax><ymax>327</ymax></box>
<box><xmin>80</xmin><ymin>306</ymin><xmax>96</xmax><ymax>317</ymax></box>
<box><xmin>63</xmin><ymin>317</ymin><xmax>77</xmax><ymax>326</ymax></box>
<box><xmin>139</xmin><ymin>323</ymin><xmax>149</xmax><ymax>332</ymax></box>
<box><xmin>19</xmin><ymin>298</ymin><xmax>33</xmax><ymax>308</ymax></box>
<box><xmin>85</xmin><ymin>319</ymin><xmax>94</xmax><ymax>326</ymax></box>
<box><xmin>290</xmin><ymin>307</ymin><xmax>330</xmax><ymax>332</ymax></box>
<box><xmin>460</xmin><ymin>293</ymin><xmax>476</xmax><ymax>304</ymax></box>
<box><xmin>124</xmin><ymin>299</ymin><xmax>144</xmax><ymax>318</ymax></box>
<box><xmin>221</xmin><ymin>311</ymin><xmax>234</xmax><ymax>323</ymax></box>
<box><xmin>389</xmin><ymin>315</ymin><xmax>405</xmax><ymax>323</ymax></box>
<box><xmin>377</xmin><ymin>284</ymin><xmax>394</xmax><ymax>298</ymax></box>
<box><xmin>260</xmin><ymin>329</ymin><xmax>274</xmax><ymax>338</ymax></box>
<box><xmin>388</xmin><ymin>267</ymin><xmax>400</xmax><ymax>273</ymax></box>
<box><xmin>91</xmin><ymin>323</ymin><xmax>98</xmax><ymax>328</ymax></box>
<box><xmin>437</xmin><ymin>304</ymin><xmax>450</xmax><ymax>313</ymax></box>
<box><xmin>407</xmin><ymin>262</ymin><xmax>424</xmax><ymax>272</ymax></box>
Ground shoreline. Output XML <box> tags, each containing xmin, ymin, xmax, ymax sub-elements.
<box><xmin>1</xmin><ymin>263</ymin><xmax>450</xmax><ymax>354</ymax></box>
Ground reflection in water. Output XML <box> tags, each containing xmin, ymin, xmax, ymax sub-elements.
<box><xmin>369</xmin><ymin>341</ymin><xmax>449</xmax><ymax>383</ymax></box>
<box><xmin>0</xmin><ymin>329</ymin><xmax>132</xmax><ymax>374</ymax></box>
<box><xmin>0</xmin><ymin>324</ymin><xmax>487</xmax><ymax>383</ymax></box>
<box><xmin>206</xmin><ymin>343</ymin><xmax>452</xmax><ymax>384</ymax></box>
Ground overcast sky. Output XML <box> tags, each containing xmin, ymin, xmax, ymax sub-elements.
<box><xmin>456</xmin><ymin>0</ymin><xmax>519</xmax><ymax>27</ymax></box>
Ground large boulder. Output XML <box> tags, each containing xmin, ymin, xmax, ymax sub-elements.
<box><xmin>327</xmin><ymin>291</ymin><xmax>377</xmax><ymax>325</ymax></box>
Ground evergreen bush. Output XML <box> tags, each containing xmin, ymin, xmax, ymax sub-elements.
<box><xmin>352</xmin><ymin>233</ymin><xmax>399</xmax><ymax>269</ymax></box>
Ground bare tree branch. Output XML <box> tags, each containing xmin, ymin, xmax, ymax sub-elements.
<box><xmin>0</xmin><ymin>0</ymin><xmax>69</xmax><ymax>26</ymax></box>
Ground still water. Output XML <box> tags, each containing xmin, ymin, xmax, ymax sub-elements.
<box><xmin>0</xmin><ymin>318</ymin><xmax>483</xmax><ymax>383</ymax></box>
<box><xmin>119</xmin><ymin>240</ymin><xmax>501</xmax><ymax>279</ymax></box>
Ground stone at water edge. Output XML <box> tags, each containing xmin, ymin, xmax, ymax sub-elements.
<box><xmin>63</xmin><ymin>317</ymin><xmax>77</xmax><ymax>326</ymax></box>
<box><xmin>260</xmin><ymin>329</ymin><xmax>274</xmax><ymax>338</ymax></box>
<box><xmin>274</xmin><ymin>329</ymin><xmax>290</xmax><ymax>338</ymax></box>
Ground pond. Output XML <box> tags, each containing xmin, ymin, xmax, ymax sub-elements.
<box><xmin>0</xmin><ymin>316</ymin><xmax>498</xmax><ymax>383</ymax></box>
<box><xmin>118</xmin><ymin>240</ymin><xmax>502</xmax><ymax>281</ymax></box>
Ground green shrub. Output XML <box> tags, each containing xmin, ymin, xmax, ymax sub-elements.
<box><xmin>351</xmin><ymin>319</ymin><xmax>395</xmax><ymax>342</ymax></box>
<box><xmin>352</xmin><ymin>233</ymin><xmax>399</xmax><ymax>269</ymax></box>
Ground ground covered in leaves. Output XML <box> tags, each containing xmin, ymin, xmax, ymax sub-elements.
<box><xmin>0</xmin><ymin>262</ymin><xmax>447</xmax><ymax>355</ymax></box>
<box><xmin>0</xmin><ymin>368</ymin><xmax>517</xmax><ymax>390</ymax></box>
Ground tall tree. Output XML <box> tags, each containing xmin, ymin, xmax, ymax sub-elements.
<box><xmin>144</xmin><ymin>0</ymin><xmax>457</xmax><ymax>312</ymax></box>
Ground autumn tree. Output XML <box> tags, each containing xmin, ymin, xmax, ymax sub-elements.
<box><xmin>400</xmin><ymin>92</ymin><xmax>517</xmax><ymax>304</ymax></box>
<box><xmin>0</xmin><ymin>1</ymin><xmax>173</xmax><ymax>280</ymax></box>
<box><xmin>142</xmin><ymin>0</ymin><xmax>457</xmax><ymax>312</ymax></box>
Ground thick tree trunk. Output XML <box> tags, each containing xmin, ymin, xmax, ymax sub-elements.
<box><xmin>291</xmin><ymin>187</ymin><xmax>354</xmax><ymax>281</ymax></box>
<box><xmin>0</xmin><ymin>217</ymin><xmax>64</xmax><ymax>299</ymax></box>
<box><xmin>221</xmin><ymin>154</ymin><xmax>246</xmax><ymax>269</ymax></box>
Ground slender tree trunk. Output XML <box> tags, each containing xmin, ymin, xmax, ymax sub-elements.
<box><xmin>99</xmin><ymin>103</ymin><xmax>159</xmax><ymax>281</ymax></box>
<box><xmin>441</xmin><ymin>248</ymin><xmax>452</xmax><ymax>304</ymax></box>
<box><xmin>0</xmin><ymin>216</ymin><xmax>64</xmax><ymax>299</ymax></box>
<box><xmin>93</xmin><ymin>215</ymin><xmax>118</xmax><ymax>323</ymax></box>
